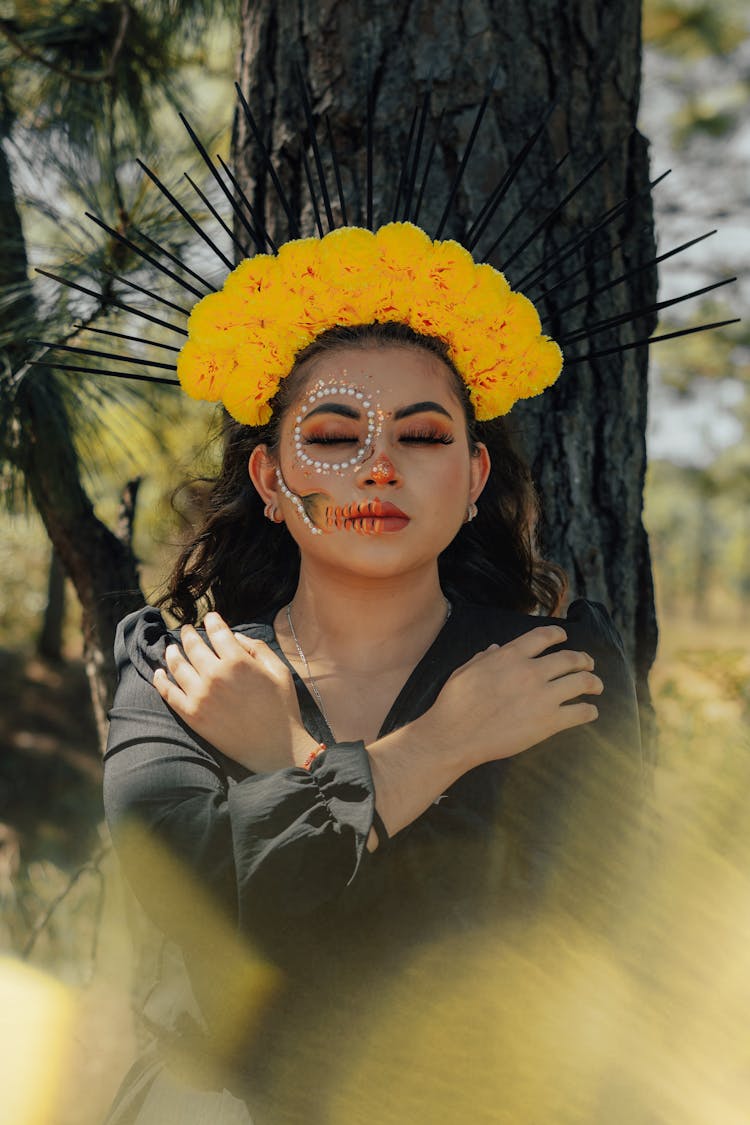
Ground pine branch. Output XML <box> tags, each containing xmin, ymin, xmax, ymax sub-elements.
<box><xmin>0</xmin><ymin>4</ymin><xmax>132</xmax><ymax>87</ymax></box>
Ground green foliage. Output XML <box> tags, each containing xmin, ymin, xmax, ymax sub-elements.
<box><xmin>0</xmin><ymin>0</ymin><xmax>237</xmax><ymax>519</ymax></box>
<box><xmin>645</xmin><ymin>457</ymin><xmax>750</xmax><ymax>617</ymax></box>
<box><xmin>643</xmin><ymin>0</ymin><xmax>748</xmax><ymax>57</ymax></box>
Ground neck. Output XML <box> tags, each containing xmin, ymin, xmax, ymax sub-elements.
<box><xmin>282</xmin><ymin>560</ymin><xmax>449</xmax><ymax>674</ymax></box>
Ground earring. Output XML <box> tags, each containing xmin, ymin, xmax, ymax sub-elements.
<box><xmin>264</xmin><ymin>502</ymin><xmax>282</xmax><ymax>523</ymax></box>
<box><xmin>465</xmin><ymin>502</ymin><xmax>478</xmax><ymax>523</ymax></box>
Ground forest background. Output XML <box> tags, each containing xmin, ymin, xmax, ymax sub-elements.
<box><xmin>0</xmin><ymin>0</ymin><xmax>748</xmax><ymax>1123</ymax></box>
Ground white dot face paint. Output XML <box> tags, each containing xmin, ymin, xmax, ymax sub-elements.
<box><xmin>277</xmin><ymin>372</ymin><xmax>395</xmax><ymax>535</ymax></box>
<box><xmin>291</xmin><ymin>376</ymin><xmax>383</xmax><ymax>475</ymax></box>
<box><xmin>273</xmin><ymin>347</ymin><xmax>471</xmax><ymax>547</ymax></box>
<box><xmin>276</xmin><ymin>373</ymin><xmax>391</xmax><ymax>536</ymax></box>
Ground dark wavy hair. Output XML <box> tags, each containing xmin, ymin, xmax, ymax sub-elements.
<box><xmin>160</xmin><ymin>322</ymin><xmax>567</xmax><ymax>624</ymax></box>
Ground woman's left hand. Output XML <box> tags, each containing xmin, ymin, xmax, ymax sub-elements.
<box><xmin>152</xmin><ymin>612</ymin><xmax>317</xmax><ymax>771</ymax></box>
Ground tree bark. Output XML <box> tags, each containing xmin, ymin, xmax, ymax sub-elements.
<box><xmin>0</xmin><ymin>127</ymin><xmax>144</xmax><ymax>750</ymax></box>
<box><xmin>37</xmin><ymin>549</ymin><xmax>66</xmax><ymax>662</ymax></box>
<box><xmin>235</xmin><ymin>0</ymin><xmax>658</xmax><ymax>739</ymax></box>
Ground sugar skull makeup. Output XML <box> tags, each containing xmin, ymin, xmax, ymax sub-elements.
<box><xmin>273</xmin><ymin>365</ymin><xmax>460</xmax><ymax>538</ymax></box>
<box><xmin>275</xmin><ymin>374</ymin><xmax>388</xmax><ymax>535</ymax></box>
<box><xmin>291</xmin><ymin>378</ymin><xmax>382</xmax><ymax>474</ymax></box>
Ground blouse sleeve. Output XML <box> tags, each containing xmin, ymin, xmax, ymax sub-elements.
<box><xmin>563</xmin><ymin>597</ymin><xmax>644</xmax><ymax>773</ymax></box>
<box><xmin>103</xmin><ymin>607</ymin><xmax>376</xmax><ymax>944</ymax></box>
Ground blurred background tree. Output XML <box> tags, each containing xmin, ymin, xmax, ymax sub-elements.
<box><xmin>0</xmin><ymin>0</ymin><xmax>238</xmax><ymax>904</ymax></box>
<box><xmin>0</xmin><ymin>0</ymin><xmax>237</xmax><ymax>740</ymax></box>
<box><xmin>641</xmin><ymin>0</ymin><xmax>749</xmax><ymax>623</ymax></box>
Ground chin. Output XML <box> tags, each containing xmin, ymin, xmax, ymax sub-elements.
<box><xmin>306</xmin><ymin>528</ymin><xmax>459</xmax><ymax>579</ymax></box>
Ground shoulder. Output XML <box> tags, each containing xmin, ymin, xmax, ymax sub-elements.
<box><xmin>452</xmin><ymin>596</ymin><xmax>625</xmax><ymax>656</ymax></box>
<box><xmin>114</xmin><ymin>605</ymin><xmax>276</xmax><ymax>685</ymax></box>
<box><xmin>450</xmin><ymin>596</ymin><xmax>635</xmax><ymax>708</ymax></box>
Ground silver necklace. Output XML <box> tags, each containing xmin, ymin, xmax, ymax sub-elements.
<box><xmin>286</xmin><ymin>603</ymin><xmax>333</xmax><ymax>731</ymax></box>
<box><xmin>285</xmin><ymin>599</ymin><xmax>452</xmax><ymax>737</ymax></box>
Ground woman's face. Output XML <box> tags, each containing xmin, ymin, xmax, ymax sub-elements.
<box><xmin>250</xmin><ymin>345</ymin><xmax>490</xmax><ymax>581</ymax></box>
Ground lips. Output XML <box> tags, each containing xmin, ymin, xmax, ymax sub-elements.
<box><xmin>325</xmin><ymin>497</ymin><xmax>410</xmax><ymax>534</ymax></box>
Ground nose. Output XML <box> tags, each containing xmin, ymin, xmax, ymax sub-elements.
<box><xmin>359</xmin><ymin>452</ymin><xmax>400</xmax><ymax>487</ymax></box>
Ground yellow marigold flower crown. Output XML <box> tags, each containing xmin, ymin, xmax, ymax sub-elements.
<box><xmin>176</xmin><ymin>221</ymin><xmax>563</xmax><ymax>427</ymax></box>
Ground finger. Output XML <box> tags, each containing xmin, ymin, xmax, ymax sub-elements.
<box><xmin>239</xmin><ymin>635</ymin><xmax>293</xmax><ymax>682</ymax></box>
<box><xmin>537</xmin><ymin>648</ymin><xmax>595</xmax><ymax>681</ymax></box>
<box><xmin>555</xmin><ymin>700</ymin><xmax>599</xmax><ymax>731</ymax></box>
<box><xmin>181</xmin><ymin>624</ymin><xmax>219</xmax><ymax>675</ymax></box>
<box><xmin>550</xmin><ymin>669</ymin><xmax>603</xmax><ymax>705</ymax></box>
<box><xmin>203</xmin><ymin>611</ymin><xmax>245</xmax><ymax>660</ymax></box>
<box><xmin>153</xmin><ymin>666</ymin><xmax>187</xmax><ymax>712</ymax></box>
<box><xmin>164</xmin><ymin>642</ymin><xmax>203</xmax><ymax>693</ymax></box>
<box><xmin>508</xmin><ymin>625</ymin><xmax>568</xmax><ymax>659</ymax></box>
<box><xmin>233</xmin><ymin>632</ymin><xmax>259</xmax><ymax>656</ymax></box>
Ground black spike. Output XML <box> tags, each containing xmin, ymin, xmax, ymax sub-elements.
<box><xmin>324</xmin><ymin>114</ymin><xmax>348</xmax><ymax>227</ymax></box>
<box><xmin>366</xmin><ymin>77</ymin><xmax>374</xmax><ymax>229</ymax></box>
<box><xmin>216</xmin><ymin>154</ymin><xmax>275</xmax><ymax>253</ymax></box>
<box><xmin>413</xmin><ymin>108</ymin><xmax>445</xmax><ymax>225</ymax></box>
<box><xmin>517</xmin><ymin>196</ymin><xmax>633</xmax><ymax>292</ymax></box>
<box><xmin>84</xmin><ymin>212</ymin><xmax>208</xmax><ymax>300</ymax></box>
<box><xmin>403</xmin><ymin>90</ymin><xmax>431</xmax><ymax>221</ymax></box>
<box><xmin>300</xmin><ymin>143</ymin><xmax>324</xmax><ymax>237</ymax></box>
<box><xmin>528</xmin><ymin>230</ymin><xmax>641</xmax><ymax>304</ymax></box>
<box><xmin>35</xmin><ymin>268</ymin><xmax>188</xmax><ymax>335</ymax></box>
<box><xmin>296</xmin><ymin>69</ymin><xmax>335</xmax><ymax>231</ymax></box>
<box><xmin>477</xmin><ymin>153</ymin><xmax>569</xmax><ymax>263</ymax></box>
<box><xmin>517</xmin><ymin>169</ymin><xmax>672</xmax><ymax>291</ymax></box>
<box><xmin>559</xmin><ymin>277</ymin><xmax>736</xmax><ymax>344</ymax></box>
<box><xmin>184</xmin><ymin>173</ymin><xmax>249</xmax><ymax>259</ymax></box>
<box><xmin>131</xmin><ymin>224</ymin><xmax>216</xmax><ymax>292</ymax></box>
<box><xmin>29</xmin><ymin>360</ymin><xmax>180</xmax><ymax>386</ymax></box>
<box><xmin>465</xmin><ymin>104</ymin><xmax>557</xmax><ymax>251</ymax></box>
<box><xmin>234</xmin><ymin>81</ymin><xmax>301</xmax><ymax>238</ymax></box>
<box><xmin>83</xmin><ymin>325</ymin><xmax>181</xmax><ymax>352</ymax></box>
<box><xmin>98</xmin><ymin>267</ymin><xmax>192</xmax><ymax>317</ymax></box>
<box><xmin>392</xmin><ymin>105</ymin><xmax>418</xmax><ymax>221</ymax></box>
<box><xmin>28</xmin><ymin>340</ymin><xmax>178</xmax><ymax>371</ymax></box>
<box><xmin>494</xmin><ymin>152</ymin><xmax>609</xmax><ymax>272</ymax></box>
<box><xmin>136</xmin><ymin>159</ymin><xmax>234</xmax><ymax>271</ymax></box>
<box><xmin>177</xmin><ymin>114</ymin><xmax>263</xmax><ymax>252</ymax></box>
<box><xmin>555</xmin><ymin>230</ymin><xmax>718</xmax><ymax>316</ymax></box>
<box><xmin>563</xmin><ymin>319</ymin><xmax>741</xmax><ymax>365</ymax></box>
<box><xmin>435</xmin><ymin>71</ymin><xmax>497</xmax><ymax>239</ymax></box>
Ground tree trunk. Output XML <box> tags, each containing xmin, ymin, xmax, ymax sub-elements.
<box><xmin>0</xmin><ymin>128</ymin><xmax>144</xmax><ymax>750</ymax></box>
<box><xmin>37</xmin><ymin>549</ymin><xmax>66</xmax><ymax>662</ymax></box>
<box><xmin>235</xmin><ymin>0</ymin><xmax>658</xmax><ymax>741</ymax></box>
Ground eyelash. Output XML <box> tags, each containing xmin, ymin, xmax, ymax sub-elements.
<box><xmin>302</xmin><ymin>429</ymin><xmax>454</xmax><ymax>446</ymax></box>
<box><xmin>400</xmin><ymin>428</ymin><xmax>454</xmax><ymax>445</ymax></box>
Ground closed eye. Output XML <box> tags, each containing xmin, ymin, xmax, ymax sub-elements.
<box><xmin>399</xmin><ymin>428</ymin><xmax>454</xmax><ymax>444</ymax></box>
<box><xmin>302</xmin><ymin>434</ymin><xmax>359</xmax><ymax>445</ymax></box>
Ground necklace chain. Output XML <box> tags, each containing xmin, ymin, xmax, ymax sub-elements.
<box><xmin>286</xmin><ymin>603</ymin><xmax>333</xmax><ymax>731</ymax></box>
<box><xmin>285</xmin><ymin>599</ymin><xmax>452</xmax><ymax>740</ymax></box>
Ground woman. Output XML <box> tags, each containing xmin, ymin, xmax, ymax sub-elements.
<box><xmin>103</xmin><ymin>285</ymin><xmax>642</xmax><ymax>1121</ymax></box>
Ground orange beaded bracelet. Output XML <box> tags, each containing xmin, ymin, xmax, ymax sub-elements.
<box><xmin>302</xmin><ymin>743</ymin><xmax>327</xmax><ymax>770</ymax></box>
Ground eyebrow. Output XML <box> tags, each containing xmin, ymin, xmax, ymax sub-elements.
<box><xmin>394</xmin><ymin>401</ymin><xmax>453</xmax><ymax>420</ymax></box>
<box><xmin>303</xmin><ymin>400</ymin><xmax>453</xmax><ymax>421</ymax></box>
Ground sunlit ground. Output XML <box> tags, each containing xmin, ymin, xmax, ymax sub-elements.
<box><xmin>1</xmin><ymin>597</ymin><xmax>748</xmax><ymax>1124</ymax></box>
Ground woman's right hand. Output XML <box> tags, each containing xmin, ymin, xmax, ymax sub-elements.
<box><xmin>421</xmin><ymin>625</ymin><xmax>603</xmax><ymax>770</ymax></box>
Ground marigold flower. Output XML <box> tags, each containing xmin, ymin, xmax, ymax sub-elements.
<box><xmin>176</xmin><ymin>220</ymin><xmax>563</xmax><ymax>424</ymax></box>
